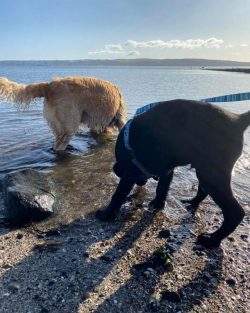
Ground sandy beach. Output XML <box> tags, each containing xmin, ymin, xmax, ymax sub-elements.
<box><xmin>0</xmin><ymin>140</ymin><xmax>249</xmax><ymax>313</ymax></box>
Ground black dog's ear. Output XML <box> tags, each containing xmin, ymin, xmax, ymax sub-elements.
<box><xmin>113</xmin><ymin>162</ymin><xmax>123</xmax><ymax>178</ymax></box>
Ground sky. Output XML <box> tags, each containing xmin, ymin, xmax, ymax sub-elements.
<box><xmin>0</xmin><ymin>0</ymin><xmax>250</xmax><ymax>61</ymax></box>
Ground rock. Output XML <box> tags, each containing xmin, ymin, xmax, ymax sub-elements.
<box><xmin>161</xmin><ymin>291</ymin><xmax>181</xmax><ymax>303</ymax></box>
<box><xmin>240</xmin><ymin>234</ymin><xmax>248</xmax><ymax>241</ymax></box>
<box><xmin>33</xmin><ymin>240</ymin><xmax>64</xmax><ymax>252</ymax></box>
<box><xmin>16</xmin><ymin>233</ymin><xmax>23</xmax><ymax>239</ymax></box>
<box><xmin>3</xmin><ymin>169</ymin><xmax>55</xmax><ymax>223</ymax></box>
<box><xmin>158</xmin><ymin>229</ymin><xmax>171</xmax><ymax>238</ymax></box>
<box><xmin>150</xmin><ymin>292</ymin><xmax>161</xmax><ymax>304</ymax></box>
<box><xmin>8</xmin><ymin>281</ymin><xmax>21</xmax><ymax>292</ymax></box>
<box><xmin>226</xmin><ymin>278</ymin><xmax>236</xmax><ymax>286</ymax></box>
<box><xmin>83</xmin><ymin>252</ymin><xmax>90</xmax><ymax>258</ymax></box>
<box><xmin>100</xmin><ymin>255</ymin><xmax>113</xmax><ymax>263</ymax></box>
<box><xmin>143</xmin><ymin>270</ymin><xmax>152</xmax><ymax>278</ymax></box>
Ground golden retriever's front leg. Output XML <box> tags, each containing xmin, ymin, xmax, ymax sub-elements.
<box><xmin>102</xmin><ymin>127</ymin><xmax>113</xmax><ymax>134</ymax></box>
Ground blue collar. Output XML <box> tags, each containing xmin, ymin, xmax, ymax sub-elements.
<box><xmin>123</xmin><ymin>103</ymin><xmax>159</xmax><ymax>179</ymax></box>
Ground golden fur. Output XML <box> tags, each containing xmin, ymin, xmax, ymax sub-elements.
<box><xmin>0</xmin><ymin>76</ymin><xmax>126</xmax><ymax>150</ymax></box>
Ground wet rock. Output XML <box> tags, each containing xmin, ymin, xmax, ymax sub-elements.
<box><xmin>3</xmin><ymin>169</ymin><xmax>55</xmax><ymax>224</ymax></box>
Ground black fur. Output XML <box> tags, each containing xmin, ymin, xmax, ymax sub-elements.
<box><xmin>97</xmin><ymin>100</ymin><xmax>249</xmax><ymax>248</ymax></box>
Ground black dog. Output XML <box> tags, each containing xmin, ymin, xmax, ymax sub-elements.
<box><xmin>97</xmin><ymin>100</ymin><xmax>249</xmax><ymax>248</ymax></box>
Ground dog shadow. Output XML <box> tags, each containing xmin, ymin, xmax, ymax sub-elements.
<box><xmin>93</xmin><ymin>208</ymin><xmax>223</xmax><ymax>313</ymax></box>
<box><xmin>0</xmin><ymin>191</ymin><xmax>223</xmax><ymax>313</ymax></box>
<box><xmin>0</xmin><ymin>206</ymin><xmax>162</xmax><ymax>312</ymax></box>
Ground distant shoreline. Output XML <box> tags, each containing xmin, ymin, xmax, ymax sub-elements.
<box><xmin>1</xmin><ymin>58</ymin><xmax>250</xmax><ymax>67</ymax></box>
<box><xmin>205</xmin><ymin>68</ymin><xmax>250</xmax><ymax>74</ymax></box>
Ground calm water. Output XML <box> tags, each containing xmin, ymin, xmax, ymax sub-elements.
<box><xmin>0</xmin><ymin>65</ymin><xmax>249</xmax><ymax>212</ymax></box>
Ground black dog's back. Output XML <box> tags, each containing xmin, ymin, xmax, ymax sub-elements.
<box><xmin>127</xmin><ymin>100</ymin><xmax>246</xmax><ymax>174</ymax></box>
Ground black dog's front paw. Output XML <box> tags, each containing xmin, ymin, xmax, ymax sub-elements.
<box><xmin>96</xmin><ymin>207</ymin><xmax>117</xmax><ymax>221</ymax></box>
<box><xmin>196</xmin><ymin>233</ymin><xmax>221</xmax><ymax>249</ymax></box>
<box><xmin>148</xmin><ymin>199</ymin><xmax>165</xmax><ymax>210</ymax></box>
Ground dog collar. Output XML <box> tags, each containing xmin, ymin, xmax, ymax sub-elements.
<box><xmin>123</xmin><ymin>102</ymin><xmax>159</xmax><ymax>179</ymax></box>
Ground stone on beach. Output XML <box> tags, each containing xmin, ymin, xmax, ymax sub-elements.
<box><xmin>3</xmin><ymin>169</ymin><xmax>55</xmax><ymax>223</ymax></box>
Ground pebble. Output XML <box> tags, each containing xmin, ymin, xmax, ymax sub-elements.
<box><xmin>127</xmin><ymin>249</ymin><xmax>133</xmax><ymax>256</ymax></box>
<box><xmin>161</xmin><ymin>291</ymin><xmax>181</xmax><ymax>303</ymax></box>
<box><xmin>144</xmin><ymin>270</ymin><xmax>151</xmax><ymax>277</ymax></box>
<box><xmin>240</xmin><ymin>234</ymin><xmax>248</xmax><ymax>241</ymax></box>
<box><xmin>100</xmin><ymin>255</ymin><xmax>113</xmax><ymax>263</ymax></box>
<box><xmin>226</xmin><ymin>278</ymin><xmax>236</xmax><ymax>287</ymax></box>
<box><xmin>146</xmin><ymin>267</ymin><xmax>154</xmax><ymax>273</ymax></box>
<box><xmin>16</xmin><ymin>233</ymin><xmax>23</xmax><ymax>239</ymax></box>
<box><xmin>8</xmin><ymin>281</ymin><xmax>20</xmax><ymax>292</ymax></box>
<box><xmin>158</xmin><ymin>230</ymin><xmax>171</xmax><ymax>238</ymax></box>
<box><xmin>82</xmin><ymin>292</ymin><xmax>91</xmax><ymax>300</ymax></box>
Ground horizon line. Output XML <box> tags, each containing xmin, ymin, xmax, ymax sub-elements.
<box><xmin>0</xmin><ymin>57</ymin><xmax>250</xmax><ymax>63</ymax></box>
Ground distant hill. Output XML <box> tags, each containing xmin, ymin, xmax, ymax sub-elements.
<box><xmin>1</xmin><ymin>58</ymin><xmax>250</xmax><ymax>67</ymax></box>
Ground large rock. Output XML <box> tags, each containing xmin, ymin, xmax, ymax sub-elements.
<box><xmin>3</xmin><ymin>169</ymin><xmax>55</xmax><ymax>223</ymax></box>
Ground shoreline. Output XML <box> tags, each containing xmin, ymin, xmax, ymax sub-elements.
<box><xmin>205</xmin><ymin>68</ymin><xmax>250</xmax><ymax>74</ymax></box>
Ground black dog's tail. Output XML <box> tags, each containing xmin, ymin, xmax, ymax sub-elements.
<box><xmin>238</xmin><ymin>110</ymin><xmax>250</xmax><ymax>131</ymax></box>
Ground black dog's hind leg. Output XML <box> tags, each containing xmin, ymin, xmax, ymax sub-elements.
<box><xmin>196</xmin><ymin>175</ymin><xmax>245</xmax><ymax>248</ymax></box>
<box><xmin>149</xmin><ymin>170</ymin><xmax>174</xmax><ymax>210</ymax></box>
<box><xmin>181</xmin><ymin>183</ymin><xmax>208</xmax><ymax>210</ymax></box>
<box><xmin>96</xmin><ymin>175</ymin><xmax>135</xmax><ymax>221</ymax></box>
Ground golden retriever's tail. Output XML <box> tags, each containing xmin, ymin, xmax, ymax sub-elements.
<box><xmin>0</xmin><ymin>77</ymin><xmax>48</xmax><ymax>108</ymax></box>
<box><xmin>114</xmin><ymin>92</ymin><xmax>126</xmax><ymax>131</ymax></box>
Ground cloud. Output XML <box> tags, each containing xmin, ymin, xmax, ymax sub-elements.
<box><xmin>88</xmin><ymin>37</ymin><xmax>226</xmax><ymax>56</ymax></box>
<box><xmin>126</xmin><ymin>38</ymin><xmax>224</xmax><ymax>49</ymax></box>
<box><xmin>127</xmin><ymin>50</ymin><xmax>140</xmax><ymax>56</ymax></box>
<box><xmin>104</xmin><ymin>44</ymin><xmax>123</xmax><ymax>51</ymax></box>
<box><xmin>240</xmin><ymin>43</ymin><xmax>248</xmax><ymax>47</ymax></box>
<box><xmin>88</xmin><ymin>43</ymin><xmax>124</xmax><ymax>55</ymax></box>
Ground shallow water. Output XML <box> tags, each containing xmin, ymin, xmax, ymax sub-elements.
<box><xmin>0</xmin><ymin>65</ymin><xmax>249</xmax><ymax>221</ymax></box>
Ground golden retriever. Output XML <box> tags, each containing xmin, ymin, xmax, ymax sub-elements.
<box><xmin>0</xmin><ymin>76</ymin><xmax>126</xmax><ymax>151</ymax></box>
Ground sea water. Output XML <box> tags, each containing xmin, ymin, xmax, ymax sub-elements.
<box><xmin>0</xmin><ymin>65</ymin><xmax>249</xmax><ymax>215</ymax></box>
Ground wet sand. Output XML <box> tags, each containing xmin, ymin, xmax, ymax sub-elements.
<box><xmin>0</xmin><ymin>140</ymin><xmax>249</xmax><ymax>313</ymax></box>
